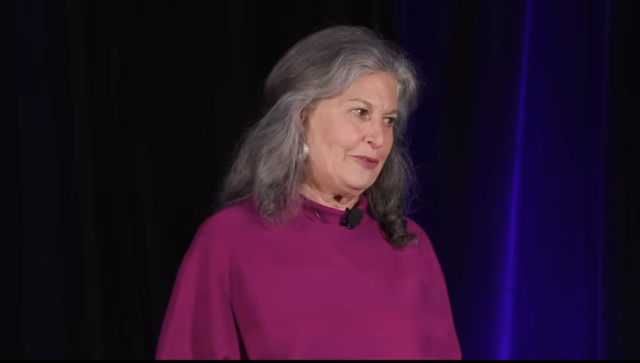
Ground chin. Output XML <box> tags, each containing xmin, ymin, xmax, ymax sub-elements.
<box><xmin>344</xmin><ymin>179</ymin><xmax>376</xmax><ymax>193</ymax></box>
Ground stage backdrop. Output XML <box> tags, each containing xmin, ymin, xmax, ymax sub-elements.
<box><xmin>401</xmin><ymin>0</ymin><xmax>639</xmax><ymax>359</ymax></box>
<box><xmin>4</xmin><ymin>0</ymin><xmax>638</xmax><ymax>359</ymax></box>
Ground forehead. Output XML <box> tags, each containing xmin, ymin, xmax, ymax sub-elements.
<box><xmin>338</xmin><ymin>73</ymin><xmax>398</xmax><ymax>104</ymax></box>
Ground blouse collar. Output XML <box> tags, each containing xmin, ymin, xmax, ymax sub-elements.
<box><xmin>301</xmin><ymin>193</ymin><xmax>373</xmax><ymax>226</ymax></box>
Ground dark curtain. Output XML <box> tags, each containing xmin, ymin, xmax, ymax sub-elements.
<box><xmin>5</xmin><ymin>0</ymin><xmax>638</xmax><ymax>360</ymax></box>
<box><xmin>4</xmin><ymin>0</ymin><xmax>398</xmax><ymax>360</ymax></box>
<box><xmin>402</xmin><ymin>0</ymin><xmax>639</xmax><ymax>360</ymax></box>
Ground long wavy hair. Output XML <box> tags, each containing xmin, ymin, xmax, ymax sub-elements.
<box><xmin>217</xmin><ymin>26</ymin><xmax>422</xmax><ymax>248</ymax></box>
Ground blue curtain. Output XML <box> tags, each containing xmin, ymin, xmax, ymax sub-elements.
<box><xmin>401</xmin><ymin>0</ymin><xmax>638</xmax><ymax>360</ymax></box>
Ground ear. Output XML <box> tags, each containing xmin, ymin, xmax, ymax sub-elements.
<box><xmin>300</xmin><ymin>107</ymin><xmax>311</xmax><ymax>131</ymax></box>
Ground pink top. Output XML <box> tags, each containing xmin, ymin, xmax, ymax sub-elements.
<box><xmin>156</xmin><ymin>195</ymin><xmax>461</xmax><ymax>360</ymax></box>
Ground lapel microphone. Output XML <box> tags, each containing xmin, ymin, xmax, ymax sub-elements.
<box><xmin>340</xmin><ymin>203</ymin><xmax>364</xmax><ymax>229</ymax></box>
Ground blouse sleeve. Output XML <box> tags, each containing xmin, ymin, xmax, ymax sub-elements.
<box><xmin>155</xmin><ymin>216</ymin><xmax>241</xmax><ymax>360</ymax></box>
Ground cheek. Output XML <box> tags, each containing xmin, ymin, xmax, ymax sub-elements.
<box><xmin>327</xmin><ymin>124</ymin><xmax>361</xmax><ymax>157</ymax></box>
<box><xmin>314</xmin><ymin>135</ymin><xmax>352</xmax><ymax>171</ymax></box>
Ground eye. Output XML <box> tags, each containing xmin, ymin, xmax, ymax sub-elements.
<box><xmin>384</xmin><ymin>117</ymin><xmax>397</xmax><ymax>126</ymax></box>
<box><xmin>354</xmin><ymin>108</ymin><xmax>369</xmax><ymax>117</ymax></box>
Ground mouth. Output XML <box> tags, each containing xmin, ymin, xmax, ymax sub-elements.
<box><xmin>352</xmin><ymin>155</ymin><xmax>380</xmax><ymax>169</ymax></box>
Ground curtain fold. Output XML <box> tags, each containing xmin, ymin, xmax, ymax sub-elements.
<box><xmin>402</xmin><ymin>0</ymin><xmax>638</xmax><ymax>359</ymax></box>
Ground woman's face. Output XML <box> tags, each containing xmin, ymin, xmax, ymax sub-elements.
<box><xmin>304</xmin><ymin>72</ymin><xmax>398</xmax><ymax>196</ymax></box>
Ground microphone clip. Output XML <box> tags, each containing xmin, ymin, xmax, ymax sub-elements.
<box><xmin>340</xmin><ymin>206</ymin><xmax>364</xmax><ymax>230</ymax></box>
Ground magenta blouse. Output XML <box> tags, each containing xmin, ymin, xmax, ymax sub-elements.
<box><xmin>156</xmin><ymin>195</ymin><xmax>460</xmax><ymax>360</ymax></box>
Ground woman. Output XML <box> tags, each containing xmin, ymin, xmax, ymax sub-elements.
<box><xmin>156</xmin><ymin>26</ymin><xmax>460</xmax><ymax>360</ymax></box>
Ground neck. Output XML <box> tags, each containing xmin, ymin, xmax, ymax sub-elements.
<box><xmin>300</xmin><ymin>183</ymin><xmax>360</xmax><ymax>211</ymax></box>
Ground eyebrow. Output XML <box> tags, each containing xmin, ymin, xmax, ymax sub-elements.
<box><xmin>347</xmin><ymin>98</ymin><xmax>398</xmax><ymax>116</ymax></box>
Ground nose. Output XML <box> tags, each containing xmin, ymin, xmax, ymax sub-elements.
<box><xmin>364</xmin><ymin>118</ymin><xmax>387</xmax><ymax>149</ymax></box>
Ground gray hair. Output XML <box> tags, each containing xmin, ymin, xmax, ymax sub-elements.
<box><xmin>218</xmin><ymin>26</ymin><xmax>421</xmax><ymax>248</ymax></box>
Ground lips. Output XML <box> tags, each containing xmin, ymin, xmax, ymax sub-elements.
<box><xmin>353</xmin><ymin>155</ymin><xmax>380</xmax><ymax>168</ymax></box>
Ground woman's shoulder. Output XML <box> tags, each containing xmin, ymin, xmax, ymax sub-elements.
<box><xmin>403</xmin><ymin>216</ymin><xmax>437</xmax><ymax>256</ymax></box>
<box><xmin>186</xmin><ymin>198</ymin><xmax>262</xmax><ymax>255</ymax></box>
<box><xmin>197</xmin><ymin>198</ymin><xmax>261</xmax><ymax>238</ymax></box>
<box><xmin>170</xmin><ymin>200</ymin><xmax>262</xmax><ymax>286</ymax></box>
<box><xmin>404</xmin><ymin>216</ymin><xmax>429</xmax><ymax>239</ymax></box>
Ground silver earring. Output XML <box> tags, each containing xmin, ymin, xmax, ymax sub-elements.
<box><xmin>302</xmin><ymin>143</ymin><xmax>309</xmax><ymax>160</ymax></box>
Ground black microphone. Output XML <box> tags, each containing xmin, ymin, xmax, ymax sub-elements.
<box><xmin>340</xmin><ymin>206</ymin><xmax>363</xmax><ymax>229</ymax></box>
